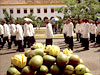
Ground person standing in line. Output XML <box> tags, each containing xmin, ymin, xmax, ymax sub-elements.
<box><xmin>0</xmin><ymin>22</ymin><xmax>4</xmax><ymax>46</ymax></box>
<box><xmin>54</xmin><ymin>22</ymin><xmax>58</xmax><ymax>34</ymax></box>
<box><xmin>28</xmin><ymin>21</ymin><xmax>36</xmax><ymax>46</ymax></box>
<box><xmin>67</xmin><ymin>19</ymin><xmax>74</xmax><ymax>50</ymax></box>
<box><xmin>9</xmin><ymin>21</ymin><xmax>17</xmax><ymax>47</ymax></box>
<box><xmin>62</xmin><ymin>20</ymin><xmax>67</xmax><ymax>43</ymax></box>
<box><xmin>95</xmin><ymin>20</ymin><xmax>100</xmax><ymax>47</ymax></box>
<box><xmin>23</xmin><ymin>21</ymin><xmax>30</xmax><ymax>48</ymax></box>
<box><xmin>15</xmin><ymin>21</ymin><xmax>24</xmax><ymax>52</ymax></box>
<box><xmin>76</xmin><ymin>21</ymin><xmax>81</xmax><ymax>41</ymax></box>
<box><xmin>89</xmin><ymin>20</ymin><xmax>92</xmax><ymax>42</ymax></box>
<box><xmin>0</xmin><ymin>20</ymin><xmax>11</xmax><ymax>49</ymax></box>
<box><xmin>89</xmin><ymin>21</ymin><xmax>97</xmax><ymax>42</ymax></box>
<box><xmin>65</xmin><ymin>20</ymin><xmax>70</xmax><ymax>44</ymax></box>
<box><xmin>80</xmin><ymin>19</ymin><xmax>85</xmax><ymax>46</ymax></box>
<box><xmin>45</xmin><ymin>19</ymin><xmax>54</xmax><ymax>46</ymax></box>
<box><xmin>82</xmin><ymin>19</ymin><xmax>90</xmax><ymax>50</ymax></box>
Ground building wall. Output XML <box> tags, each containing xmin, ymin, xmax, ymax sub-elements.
<box><xmin>0</xmin><ymin>5</ymin><xmax>66</xmax><ymax>20</ymax></box>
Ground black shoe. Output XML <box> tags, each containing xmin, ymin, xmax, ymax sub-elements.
<box><xmin>84</xmin><ymin>48</ymin><xmax>89</xmax><ymax>50</ymax></box>
<box><xmin>16</xmin><ymin>49</ymin><xmax>19</xmax><ymax>52</ymax></box>
<box><xmin>19</xmin><ymin>50</ymin><xmax>24</xmax><ymax>52</ymax></box>
<box><xmin>8</xmin><ymin>47</ymin><xmax>11</xmax><ymax>49</ymax></box>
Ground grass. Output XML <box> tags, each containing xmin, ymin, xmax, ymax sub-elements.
<box><xmin>35</xmin><ymin>29</ymin><xmax>46</xmax><ymax>34</ymax></box>
<box><xmin>34</xmin><ymin>28</ymin><xmax>76</xmax><ymax>39</ymax></box>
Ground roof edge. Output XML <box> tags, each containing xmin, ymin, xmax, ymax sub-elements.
<box><xmin>0</xmin><ymin>3</ymin><xmax>65</xmax><ymax>6</ymax></box>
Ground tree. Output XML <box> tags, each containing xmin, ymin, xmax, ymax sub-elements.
<box><xmin>56</xmin><ymin>0</ymin><xmax>100</xmax><ymax>21</ymax></box>
<box><xmin>3</xmin><ymin>11</ymin><xmax>15</xmax><ymax>23</ymax></box>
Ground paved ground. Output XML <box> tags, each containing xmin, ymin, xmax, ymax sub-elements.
<box><xmin>0</xmin><ymin>38</ymin><xmax>100</xmax><ymax>75</ymax></box>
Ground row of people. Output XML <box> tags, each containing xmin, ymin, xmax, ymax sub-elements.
<box><xmin>0</xmin><ymin>20</ymin><xmax>35</xmax><ymax>52</ymax></box>
<box><xmin>62</xmin><ymin>18</ymin><xmax>100</xmax><ymax>50</ymax></box>
<box><xmin>62</xmin><ymin>19</ymin><xmax>74</xmax><ymax>50</ymax></box>
<box><xmin>75</xmin><ymin>19</ymin><xmax>100</xmax><ymax>48</ymax></box>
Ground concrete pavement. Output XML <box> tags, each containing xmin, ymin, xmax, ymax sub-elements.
<box><xmin>0</xmin><ymin>39</ymin><xmax>100</xmax><ymax>75</ymax></box>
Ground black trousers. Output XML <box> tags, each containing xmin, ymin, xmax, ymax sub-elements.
<box><xmin>11</xmin><ymin>36</ymin><xmax>17</xmax><ymax>46</ymax></box>
<box><xmin>17</xmin><ymin>40</ymin><xmax>24</xmax><ymax>52</ymax></box>
<box><xmin>68</xmin><ymin>36</ymin><xmax>73</xmax><ymax>50</ymax></box>
<box><xmin>63</xmin><ymin>34</ymin><xmax>68</xmax><ymax>44</ymax></box>
<box><xmin>1</xmin><ymin>36</ymin><xmax>11</xmax><ymax>48</ymax></box>
<box><xmin>24</xmin><ymin>36</ymin><xmax>30</xmax><ymax>48</ymax></box>
<box><xmin>90</xmin><ymin>33</ymin><xmax>92</xmax><ymax>41</ymax></box>
<box><xmin>65</xmin><ymin>36</ymin><xmax>69</xmax><ymax>44</ymax></box>
<box><xmin>80</xmin><ymin>34</ymin><xmax>82</xmax><ymax>43</ymax></box>
<box><xmin>46</xmin><ymin>38</ymin><xmax>52</xmax><ymax>46</ymax></box>
<box><xmin>63</xmin><ymin>34</ymin><xmax>66</xmax><ymax>41</ymax></box>
<box><xmin>30</xmin><ymin>36</ymin><xmax>36</xmax><ymax>46</ymax></box>
<box><xmin>91</xmin><ymin>34</ymin><xmax>95</xmax><ymax>42</ymax></box>
<box><xmin>96</xmin><ymin>35</ymin><xmax>100</xmax><ymax>44</ymax></box>
<box><xmin>0</xmin><ymin>34</ymin><xmax>3</xmax><ymax>45</ymax></box>
<box><xmin>76</xmin><ymin>33</ymin><xmax>81</xmax><ymax>41</ymax></box>
<box><xmin>83</xmin><ymin>38</ymin><xmax>89</xmax><ymax>50</ymax></box>
<box><xmin>76</xmin><ymin>33</ymin><xmax>79</xmax><ymax>41</ymax></box>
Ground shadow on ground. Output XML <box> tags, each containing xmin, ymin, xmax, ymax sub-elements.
<box><xmin>0</xmin><ymin>51</ymin><xmax>17</xmax><ymax>55</ymax></box>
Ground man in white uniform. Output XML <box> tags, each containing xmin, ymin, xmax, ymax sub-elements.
<box><xmin>89</xmin><ymin>21</ymin><xmax>97</xmax><ymax>42</ymax></box>
<box><xmin>0</xmin><ymin>22</ymin><xmax>4</xmax><ymax>46</ymax></box>
<box><xmin>76</xmin><ymin>21</ymin><xmax>81</xmax><ymax>41</ymax></box>
<box><xmin>80</xmin><ymin>20</ymin><xmax>85</xmax><ymax>46</ymax></box>
<box><xmin>28</xmin><ymin>21</ymin><xmax>36</xmax><ymax>46</ymax></box>
<box><xmin>96</xmin><ymin>21</ymin><xmax>100</xmax><ymax>46</ymax></box>
<box><xmin>23</xmin><ymin>21</ymin><xmax>30</xmax><ymax>48</ymax></box>
<box><xmin>45</xmin><ymin>19</ymin><xmax>54</xmax><ymax>46</ymax></box>
<box><xmin>9</xmin><ymin>21</ymin><xmax>17</xmax><ymax>47</ymax></box>
<box><xmin>15</xmin><ymin>21</ymin><xmax>24</xmax><ymax>52</ymax></box>
<box><xmin>67</xmin><ymin>19</ymin><xmax>74</xmax><ymax>50</ymax></box>
<box><xmin>82</xmin><ymin>19</ymin><xmax>90</xmax><ymax>50</ymax></box>
<box><xmin>1</xmin><ymin>20</ymin><xmax>11</xmax><ymax>49</ymax></box>
<box><xmin>62</xmin><ymin>20</ymin><xmax>67</xmax><ymax>43</ymax></box>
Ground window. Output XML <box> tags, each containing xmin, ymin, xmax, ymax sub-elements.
<box><xmin>3</xmin><ymin>9</ymin><xmax>6</xmax><ymax>13</ymax></box>
<box><xmin>37</xmin><ymin>8</ymin><xmax>40</xmax><ymax>13</ymax></box>
<box><xmin>30</xmin><ymin>8</ymin><xmax>33</xmax><ymax>13</ymax></box>
<box><xmin>10</xmin><ymin>9</ymin><xmax>13</xmax><ymax>14</ymax></box>
<box><xmin>24</xmin><ymin>9</ymin><xmax>27</xmax><ymax>14</ymax></box>
<box><xmin>44</xmin><ymin>8</ymin><xmax>47</xmax><ymax>13</ymax></box>
<box><xmin>51</xmin><ymin>8</ymin><xmax>54</xmax><ymax>13</ymax></box>
<box><xmin>17</xmin><ymin>9</ymin><xmax>20</xmax><ymax>14</ymax></box>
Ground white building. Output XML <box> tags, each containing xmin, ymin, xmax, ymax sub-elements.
<box><xmin>0</xmin><ymin>0</ymin><xmax>66</xmax><ymax>20</ymax></box>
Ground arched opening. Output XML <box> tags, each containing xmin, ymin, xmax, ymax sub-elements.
<box><xmin>50</xmin><ymin>17</ymin><xmax>54</xmax><ymax>20</ymax></box>
<box><xmin>43</xmin><ymin>17</ymin><xmax>48</xmax><ymax>21</ymax></box>
<box><xmin>37</xmin><ymin>17</ymin><xmax>42</xmax><ymax>20</ymax></box>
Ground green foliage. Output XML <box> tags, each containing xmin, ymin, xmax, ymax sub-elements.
<box><xmin>3</xmin><ymin>11</ymin><xmax>15</xmax><ymax>23</ymax></box>
<box><xmin>56</xmin><ymin>0</ymin><xmax>100</xmax><ymax>21</ymax></box>
<box><xmin>0</xmin><ymin>18</ymin><xmax>2</xmax><ymax>23</ymax></box>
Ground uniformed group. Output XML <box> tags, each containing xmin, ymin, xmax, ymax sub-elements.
<box><xmin>63</xmin><ymin>18</ymin><xmax>100</xmax><ymax>50</ymax></box>
<box><xmin>0</xmin><ymin>18</ymin><xmax>100</xmax><ymax>51</ymax></box>
<box><xmin>0</xmin><ymin>20</ymin><xmax>35</xmax><ymax>52</ymax></box>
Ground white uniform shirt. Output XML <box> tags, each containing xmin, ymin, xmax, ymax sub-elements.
<box><xmin>46</xmin><ymin>23</ymin><xmax>54</xmax><ymax>38</ymax></box>
<box><xmin>90</xmin><ymin>24</ymin><xmax>97</xmax><ymax>34</ymax></box>
<box><xmin>16</xmin><ymin>24</ymin><xmax>23</xmax><ymax>40</ymax></box>
<box><xmin>96</xmin><ymin>24</ymin><xmax>100</xmax><ymax>35</ymax></box>
<box><xmin>9</xmin><ymin>24</ymin><xmax>16</xmax><ymax>36</ymax></box>
<box><xmin>62</xmin><ymin>24</ymin><xmax>67</xmax><ymax>34</ymax></box>
<box><xmin>0</xmin><ymin>24</ymin><xmax>4</xmax><ymax>35</ymax></box>
<box><xmin>24</xmin><ymin>23</ymin><xmax>30</xmax><ymax>37</ymax></box>
<box><xmin>83</xmin><ymin>23</ymin><xmax>90</xmax><ymax>38</ymax></box>
<box><xmin>29</xmin><ymin>23</ymin><xmax>35</xmax><ymax>37</ymax></box>
<box><xmin>3</xmin><ymin>24</ymin><xmax>10</xmax><ymax>37</ymax></box>
<box><xmin>67</xmin><ymin>22</ymin><xmax>74</xmax><ymax>37</ymax></box>
<box><xmin>80</xmin><ymin>23</ymin><xmax>85</xmax><ymax>37</ymax></box>
<box><xmin>76</xmin><ymin>24</ymin><xmax>81</xmax><ymax>33</ymax></box>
